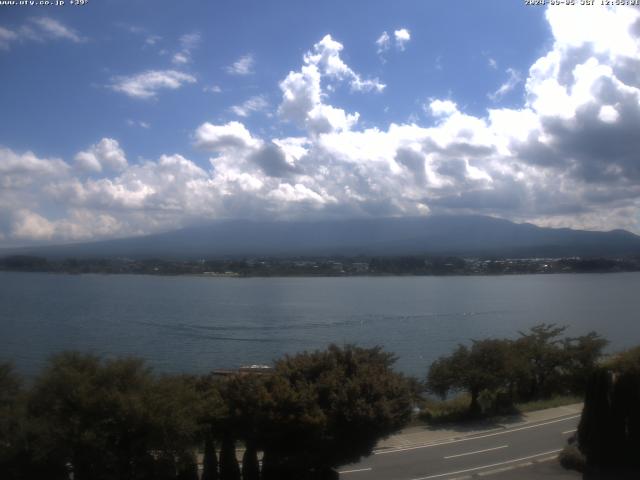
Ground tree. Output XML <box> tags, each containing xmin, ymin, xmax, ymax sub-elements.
<box><xmin>201</xmin><ymin>432</ymin><xmax>219</xmax><ymax>480</ymax></box>
<box><xmin>175</xmin><ymin>452</ymin><xmax>199</xmax><ymax>480</ymax></box>
<box><xmin>261</xmin><ymin>345</ymin><xmax>413</xmax><ymax>477</ymax></box>
<box><xmin>426</xmin><ymin>339</ymin><xmax>514</xmax><ymax>415</ymax></box>
<box><xmin>605</xmin><ymin>345</ymin><xmax>640</xmax><ymax>374</ymax></box>
<box><xmin>516</xmin><ymin>324</ymin><xmax>568</xmax><ymax>399</ymax></box>
<box><xmin>577</xmin><ymin>346</ymin><xmax>640</xmax><ymax>472</ymax></box>
<box><xmin>26</xmin><ymin>352</ymin><xmax>203</xmax><ymax>480</ymax></box>
<box><xmin>218</xmin><ymin>434</ymin><xmax>240</xmax><ymax>480</ymax></box>
<box><xmin>562</xmin><ymin>331</ymin><xmax>608</xmax><ymax>394</ymax></box>
<box><xmin>241</xmin><ymin>443</ymin><xmax>260</xmax><ymax>480</ymax></box>
<box><xmin>0</xmin><ymin>363</ymin><xmax>37</xmax><ymax>480</ymax></box>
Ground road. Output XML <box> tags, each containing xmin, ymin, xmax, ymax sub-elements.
<box><xmin>339</xmin><ymin>413</ymin><xmax>580</xmax><ymax>480</ymax></box>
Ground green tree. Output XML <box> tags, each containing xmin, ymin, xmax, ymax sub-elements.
<box><xmin>26</xmin><ymin>352</ymin><xmax>202</xmax><ymax>480</ymax></box>
<box><xmin>175</xmin><ymin>452</ymin><xmax>199</xmax><ymax>480</ymax></box>
<box><xmin>426</xmin><ymin>339</ymin><xmax>514</xmax><ymax>415</ymax></box>
<box><xmin>562</xmin><ymin>331</ymin><xmax>608</xmax><ymax>394</ymax></box>
<box><xmin>217</xmin><ymin>374</ymin><xmax>268</xmax><ymax>480</ymax></box>
<box><xmin>516</xmin><ymin>324</ymin><xmax>568</xmax><ymax>399</ymax></box>
<box><xmin>577</xmin><ymin>346</ymin><xmax>640</xmax><ymax>473</ymax></box>
<box><xmin>219</xmin><ymin>434</ymin><xmax>240</xmax><ymax>480</ymax></box>
<box><xmin>201</xmin><ymin>432</ymin><xmax>219</xmax><ymax>480</ymax></box>
<box><xmin>0</xmin><ymin>363</ymin><xmax>39</xmax><ymax>480</ymax></box>
<box><xmin>262</xmin><ymin>345</ymin><xmax>413</xmax><ymax>477</ymax></box>
<box><xmin>605</xmin><ymin>345</ymin><xmax>640</xmax><ymax>374</ymax></box>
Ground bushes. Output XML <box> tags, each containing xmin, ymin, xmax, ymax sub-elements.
<box><xmin>577</xmin><ymin>352</ymin><xmax>640</xmax><ymax>469</ymax></box>
<box><xmin>425</xmin><ymin>324</ymin><xmax>607</xmax><ymax>416</ymax></box>
<box><xmin>556</xmin><ymin>345</ymin><xmax>640</xmax><ymax>476</ymax></box>
<box><xmin>559</xmin><ymin>444</ymin><xmax>586</xmax><ymax>473</ymax></box>
<box><xmin>0</xmin><ymin>345</ymin><xmax>413</xmax><ymax>480</ymax></box>
<box><xmin>221</xmin><ymin>345</ymin><xmax>414</xmax><ymax>478</ymax></box>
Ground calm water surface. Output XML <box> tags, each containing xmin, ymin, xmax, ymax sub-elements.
<box><xmin>1</xmin><ymin>272</ymin><xmax>640</xmax><ymax>377</ymax></box>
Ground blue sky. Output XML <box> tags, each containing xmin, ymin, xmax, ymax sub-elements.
<box><xmin>1</xmin><ymin>1</ymin><xmax>639</xmax><ymax>245</ymax></box>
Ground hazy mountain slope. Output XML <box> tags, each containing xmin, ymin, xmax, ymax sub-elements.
<box><xmin>4</xmin><ymin>215</ymin><xmax>640</xmax><ymax>259</ymax></box>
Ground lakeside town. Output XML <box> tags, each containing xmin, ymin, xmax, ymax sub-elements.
<box><xmin>2</xmin><ymin>254</ymin><xmax>640</xmax><ymax>276</ymax></box>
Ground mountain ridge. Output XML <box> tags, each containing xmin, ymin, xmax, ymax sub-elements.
<box><xmin>3</xmin><ymin>215</ymin><xmax>640</xmax><ymax>259</ymax></box>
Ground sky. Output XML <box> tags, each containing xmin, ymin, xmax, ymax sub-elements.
<box><xmin>1</xmin><ymin>1</ymin><xmax>639</xmax><ymax>247</ymax></box>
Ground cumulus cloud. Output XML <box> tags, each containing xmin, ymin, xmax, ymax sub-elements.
<box><xmin>278</xmin><ymin>35</ymin><xmax>383</xmax><ymax>135</ymax></box>
<box><xmin>394</xmin><ymin>28</ymin><xmax>411</xmax><ymax>50</ymax></box>
<box><xmin>427</xmin><ymin>99</ymin><xmax>458</xmax><ymax>117</ymax></box>
<box><xmin>12</xmin><ymin>210</ymin><xmax>56</xmax><ymax>241</ymax></box>
<box><xmin>0</xmin><ymin>147</ymin><xmax>69</xmax><ymax>190</ymax></box>
<box><xmin>74</xmin><ymin>138</ymin><xmax>128</xmax><ymax>173</ymax></box>
<box><xmin>305</xmin><ymin>35</ymin><xmax>385</xmax><ymax>92</ymax></box>
<box><xmin>226</xmin><ymin>54</ymin><xmax>254</xmax><ymax>75</ymax></box>
<box><xmin>4</xmin><ymin>7</ymin><xmax>640</xmax><ymax>245</ymax></box>
<box><xmin>110</xmin><ymin>70</ymin><xmax>196</xmax><ymax>99</ymax></box>
<box><xmin>376</xmin><ymin>28</ymin><xmax>411</xmax><ymax>60</ymax></box>
<box><xmin>194</xmin><ymin>121</ymin><xmax>260</xmax><ymax>151</ymax></box>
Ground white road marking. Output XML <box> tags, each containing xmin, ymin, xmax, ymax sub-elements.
<box><xmin>338</xmin><ymin>467</ymin><xmax>372</xmax><ymax>474</ymax></box>
<box><xmin>375</xmin><ymin>415</ymin><xmax>579</xmax><ymax>455</ymax></box>
<box><xmin>444</xmin><ymin>444</ymin><xmax>508</xmax><ymax>459</ymax></box>
<box><xmin>562</xmin><ymin>429</ymin><xmax>576</xmax><ymax>434</ymax></box>
<box><xmin>410</xmin><ymin>449</ymin><xmax>562</xmax><ymax>480</ymax></box>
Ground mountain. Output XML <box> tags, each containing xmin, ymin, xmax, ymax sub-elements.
<box><xmin>4</xmin><ymin>215</ymin><xmax>640</xmax><ymax>259</ymax></box>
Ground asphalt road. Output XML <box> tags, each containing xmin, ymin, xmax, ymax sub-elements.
<box><xmin>339</xmin><ymin>414</ymin><xmax>580</xmax><ymax>480</ymax></box>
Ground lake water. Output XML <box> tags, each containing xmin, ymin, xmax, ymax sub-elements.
<box><xmin>2</xmin><ymin>271</ymin><xmax>640</xmax><ymax>378</ymax></box>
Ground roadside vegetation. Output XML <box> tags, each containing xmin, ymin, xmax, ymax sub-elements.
<box><xmin>559</xmin><ymin>345</ymin><xmax>640</xmax><ymax>478</ymax></box>
<box><xmin>2</xmin><ymin>325</ymin><xmax>636</xmax><ymax>479</ymax></box>
<box><xmin>0</xmin><ymin>345</ymin><xmax>413</xmax><ymax>480</ymax></box>
<box><xmin>422</xmin><ymin>324</ymin><xmax>607</xmax><ymax>423</ymax></box>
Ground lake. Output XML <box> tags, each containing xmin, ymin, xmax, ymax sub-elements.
<box><xmin>1</xmin><ymin>271</ymin><xmax>639</xmax><ymax>378</ymax></box>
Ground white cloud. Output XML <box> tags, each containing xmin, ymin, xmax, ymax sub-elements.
<box><xmin>4</xmin><ymin>9</ymin><xmax>640</xmax><ymax>245</ymax></box>
<box><xmin>489</xmin><ymin>68</ymin><xmax>522</xmax><ymax>101</ymax></box>
<box><xmin>0</xmin><ymin>27</ymin><xmax>17</xmax><ymax>50</ymax></box>
<box><xmin>126</xmin><ymin>119</ymin><xmax>150</xmax><ymax>129</ymax></box>
<box><xmin>305</xmin><ymin>35</ymin><xmax>385</xmax><ymax>93</ymax></box>
<box><xmin>598</xmin><ymin>105</ymin><xmax>619</xmax><ymax>124</ymax></box>
<box><xmin>394</xmin><ymin>28</ymin><xmax>411</xmax><ymax>50</ymax></box>
<box><xmin>204</xmin><ymin>84</ymin><xmax>222</xmax><ymax>93</ymax></box>
<box><xmin>277</xmin><ymin>35</ymin><xmax>383</xmax><ymax>135</ymax></box>
<box><xmin>0</xmin><ymin>147</ymin><xmax>69</xmax><ymax>187</ymax></box>
<box><xmin>488</xmin><ymin>57</ymin><xmax>498</xmax><ymax>69</ymax></box>
<box><xmin>179</xmin><ymin>32</ymin><xmax>200</xmax><ymax>51</ymax></box>
<box><xmin>226</xmin><ymin>54</ymin><xmax>254</xmax><ymax>75</ymax></box>
<box><xmin>12</xmin><ymin>210</ymin><xmax>56</xmax><ymax>241</ymax></box>
<box><xmin>172</xmin><ymin>53</ymin><xmax>189</xmax><ymax>65</ymax></box>
<box><xmin>194</xmin><ymin>121</ymin><xmax>260</xmax><ymax>151</ymax></box>
<box><xmin>29</xmin><ymin>17</ymin><xmax>83</xmax><ymax>42</ymax></box>
<box><xmin>74</xmin><ymin>138</ymin><xmax>128</xmax><ymax>173</ymax></box>
<box><xmin>376</xmin><ymin>31</ymin><xmax>390</xmax><ymax>54</ymax></box>
<box><xmin>427</xmin><ymin>99</ymin><xmax>458</xmax><ymax>117</ymax></box>
<box><xmin>0</xmin><ymin>17</ymin><xmax>84</xmax><ymax>50</ymax></box>
<box><xmin>145</xmin><ymin>35</ymin><xmax>161</xmax><ymax>46</ymax></box>
<box><xmin>278</xmin><ymin>63</ymin><xmax>359</xmax><ymax>135</ymax></box>
<box><xmin>230</xmin><ymin>95</ymin><xmax>269</xmax><ymax>117</ymax></box>
<box><xmin>377</xmin><ymin>28</ymin><xmax>411</xmax><ymax>58</ymax></box>
<box><xmin>171</xmin><ymin>32</ymin><xmax>200</xmax><ymax>65</ymax></box>
<box><xmin>110</xmin><ymin>70</ymin><xmax>196</xmax><ymax>99</ymax></box>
